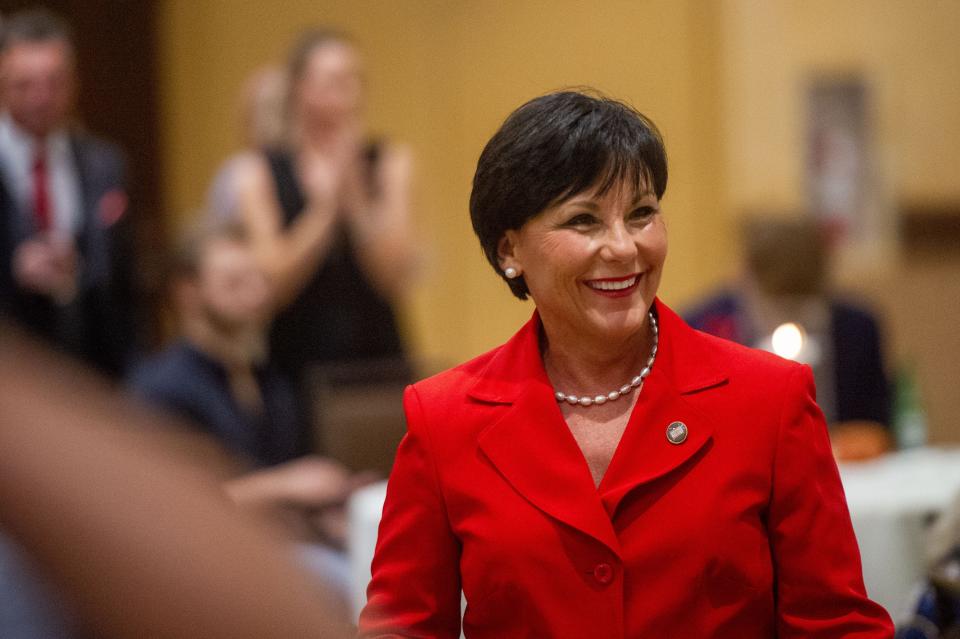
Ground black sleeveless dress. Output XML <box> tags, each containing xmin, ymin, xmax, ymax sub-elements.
<box><xmin>264</xmin><ymin>144</ymin><xmax>407</xmax><ymax>392</ymax></box>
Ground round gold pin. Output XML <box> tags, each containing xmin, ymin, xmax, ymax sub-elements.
<box><xmin>666</xmin><ymin>421</ymin><xmax>688</xmax><ymax>445</ymax></box>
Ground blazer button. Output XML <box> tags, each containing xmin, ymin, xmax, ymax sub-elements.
<box><xmin>592</xmin><ymin>562</ymin><xmax>614</xmax><ymax>585</ymax></box>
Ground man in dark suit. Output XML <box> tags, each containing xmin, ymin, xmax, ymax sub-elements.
<box><xmin>0</xmin><ymin>8</ymin><xmax>137</xmax><ymax>378</ymax></box>
<box><xmin>0</xmin><ymin>10</ymin><xmax>138</xmax><ymax>638</ymax></box>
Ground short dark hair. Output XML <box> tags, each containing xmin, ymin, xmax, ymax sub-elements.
<box><xmin>470</xmin><ymin>90</ymin><xmax>668</xmax><ymax>299</ymax></box>
<box><xmin>0</xmin><ymin>8</ymin><xmax>74</xmax><ymax>54</ymax></box>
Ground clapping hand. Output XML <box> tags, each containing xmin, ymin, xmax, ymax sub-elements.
<box><xmin>299</xmin><ymin>122</ymin><xmax>363</xmax><ymax>217</ymax></box>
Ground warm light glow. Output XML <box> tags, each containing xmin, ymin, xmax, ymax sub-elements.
<box><xmin>771</xmin><ymin>323</ymin><xmax>805</xmax><ymax>361</ymax></box>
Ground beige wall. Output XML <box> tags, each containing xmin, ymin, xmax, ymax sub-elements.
<box><xmin>160</xmin><ymin>1</ymin><xmax>960</xmax><ymax>437</ymax></box>
<box><xmin>720</xmin><ymin>0</ymin><xmax>960</xmax><ymax>212</ymax></box>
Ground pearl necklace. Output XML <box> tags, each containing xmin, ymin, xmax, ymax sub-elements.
<box><xmin>554</xmin><ymin>311</ymin><xmax>658</xmax><ymax>407</ymax></box>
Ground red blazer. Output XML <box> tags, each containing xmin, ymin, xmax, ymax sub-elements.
<box><xmin>360</xmin><ymin>300</ymin><xmax>893</xmax><ymax>638</ymax></box>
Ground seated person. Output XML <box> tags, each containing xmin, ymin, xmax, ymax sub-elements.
<box><xmin>685</xmin><ymin>216</ymin><xmax>892</xmax><ymax>461</ymax></box>
<box><xmin>128</xmin><ymin>221</ymin><xmax>366</xmax><ymax>597</ymax></box>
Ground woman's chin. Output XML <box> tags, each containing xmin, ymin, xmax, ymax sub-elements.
<box><xmin>583</xmin><ymin>307</ymin><xmax>650</xmax><ymax>341</ymax></box>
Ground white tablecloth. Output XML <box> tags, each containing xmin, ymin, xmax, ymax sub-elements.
<box><xmin>348</xmin><ymin>481</ymin><xmax>388</xmax><ymax>618</ymax></box>
<box><xmin>348</xmin><ymin>447</ymin><xmax>960</xmax><ymax>622</ymax></box>
<box><xmin>839</xmin><ymin>447</ymin><xmax>960</xmax><ymax>620</ymax></box>
<box><xmin>347</xmin><ymin>481</ymin><xmax>465</xmax><ymax>635</ymax></box>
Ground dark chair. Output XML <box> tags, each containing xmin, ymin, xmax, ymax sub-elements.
<box><xmin>307</xmin><ymin>358</ymin><xmax>421</xmax><ymax>476</ymax></box>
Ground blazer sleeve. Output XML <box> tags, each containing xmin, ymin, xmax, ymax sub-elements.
<box><xmin>358</xmin><ymin>385</ymin><xmax>462</xmax><ymax>638</ymax></box>
<box><xmin>769</xmin><ymin>364</ymin><xmax>894</xmax><ymax>638</ymax></box>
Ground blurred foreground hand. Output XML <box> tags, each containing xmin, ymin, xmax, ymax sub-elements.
<box><xmin>0</xmin><ymin>323</ymin><xmax>352</xmax><ymax>639</ymax></box>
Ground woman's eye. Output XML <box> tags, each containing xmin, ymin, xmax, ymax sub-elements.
<box><xmin>630</xmin><ymin>206</ymin><xmax>657</xmax><ymax>220</ymax></box>
<box><xmin>563</xmin><ymin>214</ymin><xmax>596</xmax><ymax>227</ymax></box>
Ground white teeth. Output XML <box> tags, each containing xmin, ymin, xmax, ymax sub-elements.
<box><xmin>588</xmin><ymin>276</ymin><xmax>637</xmax><ymax>291</ymax></box>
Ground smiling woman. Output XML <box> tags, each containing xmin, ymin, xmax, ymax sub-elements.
<box><xmin>359</xmin><ymin>90</ymin><xmax>894</xmax><ymax>638</ymax></box>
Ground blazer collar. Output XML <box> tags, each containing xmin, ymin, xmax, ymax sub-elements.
<box><xmin>467</xmin><ymin>298</ymin><xmax>727</xmax><ymax>403</ymax></box>
<box><xmin>654</xmin><ymin>300</ymin><xmax>728</xmax><ymax>394</ymax></box>
<box><xmin>471</xmin><ymin>299</ymin><xmax>729</xmax><ymax>558</ymax></box>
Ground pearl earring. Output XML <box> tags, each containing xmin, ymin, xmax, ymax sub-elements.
<box><xmin>504</xmin><ymin>267</ymin><xmax>519</xmax><ymax>279</ymax></box>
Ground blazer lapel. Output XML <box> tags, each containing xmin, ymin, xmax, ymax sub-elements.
<box><xmin>598</xmin><ymin>301</ymin><xmax>728</xmax><ymax>516</ymax></box>
<box><xmin>472</xmin><ymin>314</ymin><xmax>623</xmax><ymax>558</ymax></box>
<box><xmin>598</xmin><ymin>373</ymin><xmax>715</xmax><ymax>517</ymax></box>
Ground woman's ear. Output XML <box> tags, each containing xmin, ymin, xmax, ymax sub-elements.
<box><xmin>497</xmin><ymin>231</ymin><xmax>521</xmax><ymax>274</ymax></box>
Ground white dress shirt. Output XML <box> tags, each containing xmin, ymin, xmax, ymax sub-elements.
<box><xmin>0</xmin><ymin>111</ymin><xmax>83</xmax><ymax>236</ymax></box>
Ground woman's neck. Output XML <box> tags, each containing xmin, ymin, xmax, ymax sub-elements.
<box><xmin>540</xmin><ymin>318</ymin><xmax>655</xmax><ymax>397</ymax></box>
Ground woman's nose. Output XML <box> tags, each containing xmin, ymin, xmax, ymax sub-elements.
<box><xmin>599</xmin><ymin>223</ymin><xmax>639</xmax><ymax>262</ymax></box>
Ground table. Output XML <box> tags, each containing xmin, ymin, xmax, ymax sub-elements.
<box><xmin>347</xmin><ymin>447</ymin><xmax>960</xmax><ymax>623</ymax></box>
<box><xmin>839</xmin><ymin>446</ymin><xmax>960</xmax><ymax>620</ymax></box>
<box><xmin>347</xmin><ymin>481</ymin><xmax>466</xmax><ymax>634</ymax></box>
<box><xmin>347</xmin><ymin>481</ymin><xmax>388</xmax><ymax>618</ymax></box>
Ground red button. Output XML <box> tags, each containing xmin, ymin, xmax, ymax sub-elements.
<box><xmin>593</xmin><ymin>562</ymin><xmax>614</xmax><ymax>585</ymax></box>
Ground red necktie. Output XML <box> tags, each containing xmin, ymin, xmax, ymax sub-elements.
<box><xmin>32</xmin><ymin>147</ymin><xmax>51</xmax><ymax>232</ymax></box>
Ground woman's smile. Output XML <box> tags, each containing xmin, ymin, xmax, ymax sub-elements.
<box><xmin>583</xmin><ymin>272</ymin><xmax>641</xmax><ymax>297</ymax></box>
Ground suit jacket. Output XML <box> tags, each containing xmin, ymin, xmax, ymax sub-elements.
<box><xmin>359</xmin><ymin>300</ymin><xmax>893</xmax><ymax>638</ymax></box>
<box><xmin>683</xmin><ymin>289</ymin><xmax>892</xmax><ymax>426</ymax></box>
<box><xmin>0</xmin><ymin>132</ymin><xmax>136</xmax><ymax>377</ymax></box>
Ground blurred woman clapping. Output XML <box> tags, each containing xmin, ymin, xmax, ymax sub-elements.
<box><xmin>236</xmin><ymin>29</ymin><xmax>416</xmax><ymax>431</ymax></box>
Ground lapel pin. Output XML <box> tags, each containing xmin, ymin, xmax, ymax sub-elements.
<box><xmin>666</xmin><ymin>421</ymin><xmax>688</xmax><ymax>445</ymax></box>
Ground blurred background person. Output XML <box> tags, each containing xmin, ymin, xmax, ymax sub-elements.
<box><xmin>234</xmin><ymin>28</ymin><xmax>418</xmax><ymax>436</ymax></box>
<box><xmin>0</xmin><ymin>7</ymin><xmax>138</xmax><ymax>379</ymax></box>
<box><xmin>684</xmin><ymin>216</ymin><xmax>893</xmax><ymax>461</ymax></box>
<box><xmin>128</xmin><ymin>220</ymin><xmax>370</xmax><ymax>608</ymax></box>
<box><xmin>207</xmin><ymin>65</ymin><xmax>288</xmax><ymax>221</ymax></box>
